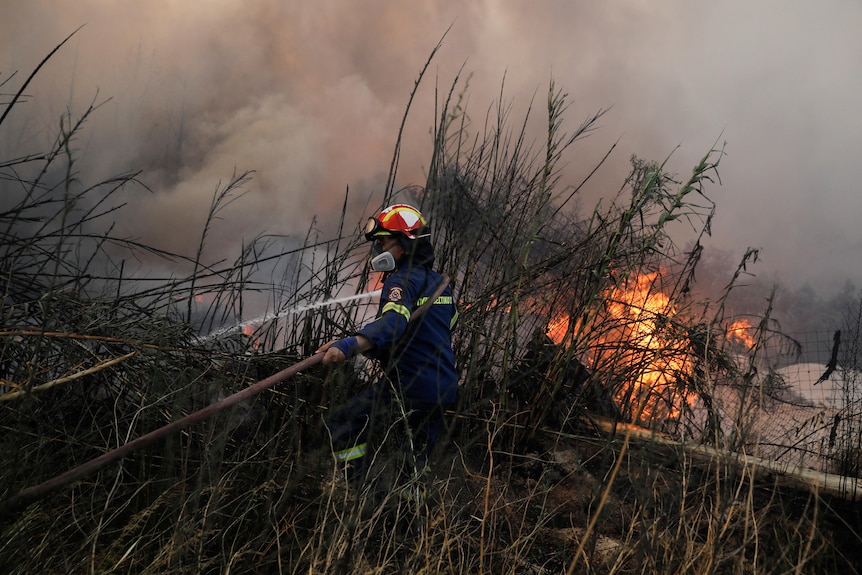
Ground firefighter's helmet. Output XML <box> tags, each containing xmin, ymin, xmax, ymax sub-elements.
<box><xmin>364</xmin><ymin>204</ymin><xmax>429</xmax><ymax>241</ymax></box>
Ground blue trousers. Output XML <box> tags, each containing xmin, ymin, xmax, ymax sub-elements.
<box><xmin>325</xmin><ymin>382</ymin><xmax>448</xmax><ymax>484</ymax></box>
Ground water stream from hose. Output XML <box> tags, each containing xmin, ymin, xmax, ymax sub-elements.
<box><xmin>195</xmin><ymin>290</ymin><xmax>382</xmax><ymax>343</ymax></box>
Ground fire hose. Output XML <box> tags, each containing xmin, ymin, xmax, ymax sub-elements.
<box><xmin>0</xmin><ymin>276</ymin><xmax>450</xmax><ymax>516</ymax></box>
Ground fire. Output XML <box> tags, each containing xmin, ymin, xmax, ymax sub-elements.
<box><xmin>243</xmin><ymin>324</ymin><xmax>261</xmax><ymax>350</ymax></box>
<box><xmin>174</xmin><ymin>291</ymin><xmax>207</xmax><ymax>303</ymax></box>
<box><xmin>547</xmin><ymin>313</ymin><xmax>570</xmax><ymax>345</ymax></box>
<box><xmin>586</xmin><ymin>271</ymin><xmax>695</xmax><ymax>424</ymax></box>
<box><xmin>726</xmin><ymin>318</ymin><xmax>757</xmax><ymax>349</ymax></box>
<box><xmin>539</xmin><ymin>271</ymin><xmax>752</xmax><ymax>427</ymax></box>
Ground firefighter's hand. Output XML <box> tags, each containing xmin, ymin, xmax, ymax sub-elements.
<box><xmin>317</xmin><ymin>337</ymin><xmax>360</xmax><ymax>364</ymax></box>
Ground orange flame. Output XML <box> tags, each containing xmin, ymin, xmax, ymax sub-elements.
<box><xmin>547</xmin><ymin>313</ymin><xmax>570</xmax><ymax>345</ymax></box>
<box><xmin>586</xmin><ymin>271</ymin><xmax>694</xmax><ymax>424</ymax></box>
<box><xmin>726</xmin><ymin>319</ymin><xmax>757</xmax><ymax>349</ymax></box>
<box><xmin>175</xmin><ymin>291</ymin><xmax>207</xmax><ymax>303</ymax></box>
<box><xmin>243</xmin><ymin>324</ymin><xmax>261</xmax><ymax>350</ymax></box>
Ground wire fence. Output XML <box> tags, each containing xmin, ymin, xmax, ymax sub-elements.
<box><xmin>680</xmin><ymin>329</ymin><xmax>862</xmax><ymax>487</ymax></box>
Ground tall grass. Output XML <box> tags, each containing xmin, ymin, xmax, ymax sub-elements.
<box><xmin>1</xmin><ymin>39</ymin><xmax>860</xmax><ymax>574</ymax></box>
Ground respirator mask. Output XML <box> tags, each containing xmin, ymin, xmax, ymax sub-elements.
<box><xmin>370</xmin><ymin>241</ymin><xmax>397</xmax><ymax>272</ymax></box>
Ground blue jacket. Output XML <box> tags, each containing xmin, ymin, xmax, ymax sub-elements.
<box><xmin>356</xmin><ymin>264</ymin><xmax>458</xmax><ymax>405</ymax></box>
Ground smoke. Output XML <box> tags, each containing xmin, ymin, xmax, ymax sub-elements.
<box><xmin>3</xmin><ymin>0</ymin><xmax>861</xmax><ymax>301</ymax></box>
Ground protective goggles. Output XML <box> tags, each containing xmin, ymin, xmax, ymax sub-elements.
<box><xmin>363</xmin><ymin>217</ymin><xmax>391</xmax><ymax>241</ymax></box>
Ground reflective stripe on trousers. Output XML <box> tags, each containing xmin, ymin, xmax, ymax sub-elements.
<box><xmin>333</xmin><ymin>443</ymin><xmax>367</xmax><ymax>463</ymax></box>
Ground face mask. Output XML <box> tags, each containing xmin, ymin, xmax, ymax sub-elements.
<box><xmin>370</xmin><ymin>250</ymin><xmax>396</xmax><ymax>272</ymax></box>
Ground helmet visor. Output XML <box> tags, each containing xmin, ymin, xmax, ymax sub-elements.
<box><xmin>364</xmin><ymin>217</ymin><xmax>391</xmax><ymax>241</ymax></box>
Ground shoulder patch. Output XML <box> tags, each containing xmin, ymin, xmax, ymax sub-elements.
<box><xmin>387</xmin><ymin>286</ymin><xmax>403</xmax><ymax>302</ymax></box>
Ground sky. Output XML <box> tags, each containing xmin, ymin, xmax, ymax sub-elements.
<box><xmin>2</xmin><ymin>0</ymin><xmax>861</xmax><ymax>298</ymax></box>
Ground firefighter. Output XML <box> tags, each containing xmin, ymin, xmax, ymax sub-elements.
<box><xmin>317</xmin><ymin>203</ymin><xmax>459</xmax><ymax>494</ymax></box>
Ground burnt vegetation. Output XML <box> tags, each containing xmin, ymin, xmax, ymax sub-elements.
<box><xmin>2</xmin><ymin>38</ymin><xmax>862</xmax><ymax>574</ymax></box>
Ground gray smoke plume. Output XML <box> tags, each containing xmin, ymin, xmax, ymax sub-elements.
<box><xmin>2</xmin><ymin>0</ymin><xmax>861</xmax><ymax>301</ymax></box>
